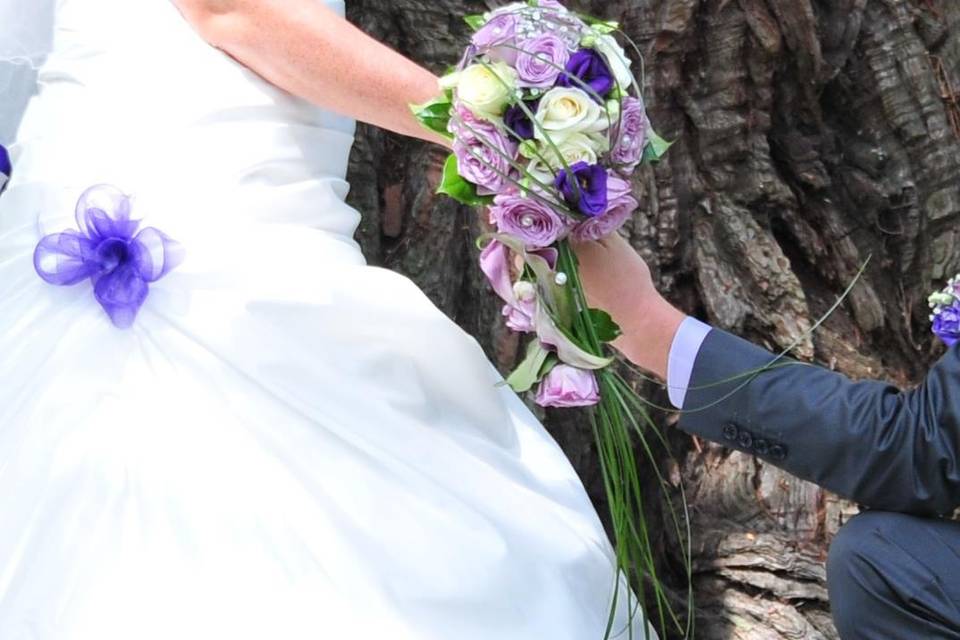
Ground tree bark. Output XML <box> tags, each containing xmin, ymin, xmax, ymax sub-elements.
<box><xmin>345</xmin><ymin>1</ymin><xmax>960</xmax><ymax>638</ymax></box>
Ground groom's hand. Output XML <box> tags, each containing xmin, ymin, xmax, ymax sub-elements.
<box><xmin>572</xmin><ymin>234</ymin><xmax>684</xmax><ymax>379</ymax></box>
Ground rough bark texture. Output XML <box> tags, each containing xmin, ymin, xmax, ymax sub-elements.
<box><xmin>344</xmin><ymin>1</ymin><xmax>960</xmax><ymax>638</ymax></box>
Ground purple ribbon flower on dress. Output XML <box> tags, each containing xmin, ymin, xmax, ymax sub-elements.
<box><xmin>33</xmin><ymin>184</ymin><xmax>185</xmax><ymax>329</ymax></box>
<box><xmin>0</xmin><ymin>143</ymin><xmax>10</xmax><ymax>196</ymax></box>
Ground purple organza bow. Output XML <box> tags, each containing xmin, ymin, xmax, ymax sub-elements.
<box><xmin>0</xmin><ymin>144</ymin><xmax>10</xmax><ymax>196</ymax></box>
<box><xmin>33</xmin><ymin>185</ymin><xmax>185</xmax><ymax>328</ymax></box>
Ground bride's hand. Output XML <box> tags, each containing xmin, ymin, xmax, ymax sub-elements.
<box><xmin>572</xmin><ymin>234</ymin><xmax>684</xmax><ymax>380</ymax></box>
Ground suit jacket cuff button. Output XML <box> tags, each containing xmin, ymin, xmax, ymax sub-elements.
<box><xmin>722</xmin><ymin>423</ymin><xmax>739</xmax><ymax>441</ymax></box>
<box><xmin>769</xmin><ymin>444</ymin><xmax>788</xmax><ymax>461</ymax></box>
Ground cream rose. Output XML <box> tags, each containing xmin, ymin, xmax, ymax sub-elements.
<box><xmin>527</xmin><ymin>132</ymin><xmax>602</xmax><ymax>182</ymax></box>
<box><xmin>595</xmin><ymin>34</ymin><xmax>634</xmax><ymax>91</ymax></box>
<box><xmin>534</xmin><ymin>87</ymin><xmax>607</xmax><ymax>143</ymax></box>
<box><xmin>455</xmin><ymin>61</ymin><xmax>518</xmax><ymax>119</ymax></box>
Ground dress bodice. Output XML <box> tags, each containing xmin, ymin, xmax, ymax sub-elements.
<box><xmin>1</xmin><ymin>0</ymin><xmax>362</xmax><ymax>259</ymax></box>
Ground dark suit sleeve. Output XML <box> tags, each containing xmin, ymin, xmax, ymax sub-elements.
<box><xmin>678</xmin><ymin>329</ymin><xmax>960</xmax><ymax>516</ymax></box>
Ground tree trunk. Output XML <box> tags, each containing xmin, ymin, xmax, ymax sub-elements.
<box><xmin>344</xmin><ymin>0</ymin><xmax>960</xmax><ymax>638</ymax></box>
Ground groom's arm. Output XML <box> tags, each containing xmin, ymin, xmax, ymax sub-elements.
<box><xmin>171</xmin><ymin>0</ymin><xmax>451</xmax><ymax>147</ymax></box>
<box><xmin>574</xmin><ymin>234</ymin><xmax>960</xmax><ymax>517</ymax></box>
<box><xmin>675</xmin><ymin>324</ymin><xmax>960</xmax><ymax>517</ymax></box>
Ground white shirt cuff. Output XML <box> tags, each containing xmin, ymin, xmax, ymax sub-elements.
<box><xmin>666</xmin><ymin>316</ymin><xmax>712</xmax><ymax>409</ymax></box>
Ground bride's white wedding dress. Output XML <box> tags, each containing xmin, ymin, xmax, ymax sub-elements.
<box><xmin>0</xmin><ymin>1</ymin><xmax>654</xmax><ymax>638</ymax></box>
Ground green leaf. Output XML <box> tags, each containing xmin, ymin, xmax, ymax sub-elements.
<box><xmin>588</xmin><ymin>308</ymin><xmax>622</xmax><ymax>343</ymax></box>
<box><xmin>410</xmin><ymin>96</ymin><xmax>454</xmax><ymax>140</ymax></box>
<box><xmin>580</xmin><ymin>13</ymin><xmax>620</xmax><ymax>34</ymax></box>
<box><xmin>537</xmin><ymin>353</ymin><xmax>559</xmax><ymax>379</ymax></box>
<box><xmin>535</xmin><ymin>302</ymin><xmax>614</xmax><ymax>370</ymax></box>
<box><xmin>464</xmin><ymin>14</ymin><xmax>486</xmax><ymax>30</ymax></box>
<box><xmin>437</xmin><ymin>154</ymin><xmax>494</xmax><ymax>207</ymax></box>
<box><xmin>506</xmin><ymin>341</ymin><xmax>551</xmax><ymax>393</ymax></box>
<box><xmin>591</xmin><ymin>20</ymin><xmax>619</xmax><ymax>35</ymax></box>
<box><xmin>642</xmin><ymin>129</ymin><xmax>674</xmax><ymax>164</ymax></box>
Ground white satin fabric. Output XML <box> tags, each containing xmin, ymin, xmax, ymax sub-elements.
<box><xmin>0</xmin><ymin>1</ymin><xmax>653</xmax><ymax>638</ymax></box>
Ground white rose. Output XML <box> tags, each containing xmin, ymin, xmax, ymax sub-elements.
<box><xmin>527</xmin><ymin>133</ymin><xmax>601</xmax><ymax>182</ymax></box>
<box><xmin>535</xmin><ymin>87</ymin><xmax>607</xmax><ymax>143</ymax></box>
<box><xmin>456</xmin><ymin>62</ymin><xmax>518</xmax><ymax>119</ymax></box>
<box><xmin>595</xmin><ymin>34</ymin><xmax>634</xmax><ymax>91</ymax></box>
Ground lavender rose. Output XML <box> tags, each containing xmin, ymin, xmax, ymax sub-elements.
<box><xmin>611</xmin><ymin>96</ymin><xmax>650</xmax><ymax>174</ymax></box>
<box><xmin>556</xmin><ymin>49</ymin><xmax>615</xmax><ymax>100</ymax></box>
<box><xmin>515</xmin><ymin>34</ymin><xmax>570</xmax><ymax>88</ymax></box>
<box><xmin>471</xmin><ymin>13</ymin><xmax>519</xmax><ymax>64</ymax></box>
<box><xmin>555</xmin><ymin>161</ymin><xmax>608</xmax><ymax>217</ymax></box>
<box><xmin>571</xmin><ymin>172</ymin><xmax>638</xmax><ymax>241</ymax></box>
<box><xmin>535</xmin><ymin>364</ymin><xmax>600</xmax><ymax>408</ymax></box>
<box><xmin>490</xmin><ymin>194</ymin><xmax>570</xmax><ymax>248</ymax></box>
<box><xmin>452</xmin><ymin>105</ymin><xmax>517</xmax><ymax>195</ymax></box>
<box><xmin>933</xmin><ymin>302</ymin><xmax>960</xmax><ymax>347</ymax></box>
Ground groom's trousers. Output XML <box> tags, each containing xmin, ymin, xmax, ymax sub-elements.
<box><xmin>828</xmin><ymin>511</ymin><xmax>960</xmax><ymax>639</ymax></box>
<box><xmin>676</xmin><ymin>328</ymin><xmax>960</xmax><ymax>639</ymax></box>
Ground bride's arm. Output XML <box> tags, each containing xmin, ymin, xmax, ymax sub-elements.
<box><xmin>171</xmin><ymin>0</ymin><xmax>450</xmax><ymax>147</ymax></box>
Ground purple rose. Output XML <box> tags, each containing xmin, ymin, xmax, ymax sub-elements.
<box><xmin>556</xmin><ymin>49</ymin><xmax>614</xmax><ymax>100</ymax></box>
<box><xmin>515</xmin><ymin>35</ymin><xmax>570</xmax><ymax>88</ymax></box>
<box><xmin>490</xmin><ymin>194</ymin><xmax>570</xmax><ymax>248</ymax></box>
<box><xmin>555</xmin><ymin>161</ymin><xmax>608</xmax><ymax>217</ymax></box>
<box><xmin>571</xmin><ymin>173</ymin><xmax>638</xmax><ymax>241</ymax></box>
<box><xmin>933</xmin><ymin>303</ymin><xmax>960</xmax><ymax>347</ymax></box>
<box><xmin>535</xmin><ymin>364</ymin><xmax>600</xmax><ymax>408</ymax></box>
<box><xmin>611</xmin><ymin>97</ymin><xmax>650</xmax><ymax>174</ymax></box>
<box><xmin>504</xmin><ymin>99</ymin><xmax>540</xmax><ymax>141</ymax></box>
<box><xmin>452</xmin><ymin>105</ymin><xmax>517</xmax><ymax>195</ymax></box>
<box><xmin>471</xmin><ymin>14</ymin><xmax>519</xmax><ymax>64</ymax></box>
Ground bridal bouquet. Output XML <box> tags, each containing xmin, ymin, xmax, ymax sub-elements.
<box><xmin>413</xmin><ymin>3</ymin><xmax>689</xmax><ymax>638</ymax></box>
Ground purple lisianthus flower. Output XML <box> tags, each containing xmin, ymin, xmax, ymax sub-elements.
<box><xmin>611</xmin><ymin>96</ymin><xmax>650</xmax><ymax>174</ymax></box>
<box><xmin>933</xmin><ymin>302</ymin><xmax>960</xmax><ymax>347</ymax></box>
<box><xmin>556</xmin><ymin>49</ymin><xmax>615</xmax><ymax>100</ymax></box>
<box><xmin>571</xmin><ymin>172</ymin><xmax>638</xmax><ymax>241</ymax></box>
<box><xmin>516</xmin><ymin>34</ymin><xmax>570</xmax><ymax>88</ymax></box>
<box><xmin>503</xmin><ymin>99</ymin><xmax>540</xmax><ymax>141</ymax></box>
<box><xmin>471</xmin><ymin>13</ymin><xmax>519</xmax><ymax>64</ymax></box>
<box><xmin>33</xmin><ymin>184</ymin><xmax>184</xmax><ymax>328</ymax></box>
<box><xmin>555</xmin><ymin>161</ymin><xmax>608</xmax><ymax>217</ymax></box>
<box><xmin>535</xmin><ymin>364</ymin><xmax>600</xmax><ymax>408</ymax></box>
<box><xmin>490</xmin><ymin>194</ymin><xmax>570</xmax><ymax>249</ymax></box>
<box><xmin>452</xmin><ymin>104</ymin><xmax>518</xmax><ymax>195</ymax></box>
